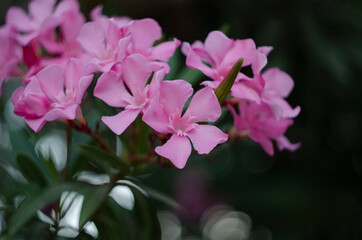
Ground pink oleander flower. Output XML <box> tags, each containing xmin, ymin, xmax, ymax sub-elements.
<box><xmin>181</xmin><ymin>30</ymin><xmax>261</xmax><ymax>82</ymax></box>
<box><xmin>6</xmin><ymin>0</ymin><xmax>60</xmax><ymax>46</ymax></box>
<box><xmin>0</xmin><ymin>27</ymin><xmax>22</xmax><ymax>95</ymax></box>
<box><xmin>228</xmin><ymin>101</ymin><xmax>300</xmax><ymax>155</ymax></box>
<box><xmin>231</xmin><ymin>47</ymin><xmax>300</xmax><ymax>119</ymax></box>
<box><xmin>122</xmin><ymin>18</ymin><xmax>180</xmax><ymax>71</ymax></box>
<box><xmin>94</xmin><ymin>54</ymin><xmax>165</xmax><ymax>135</ymax></box>
<box><xmin>143</xmin><ymin>81</ymin><xmax>228</xmax><ymax>169</ymax></box>
<box><xmin>12</xmin><ymin>58</ymin><xmax>93</xmax><ymax>132</ymax></box>
<box><xmin>77</xmin><ymin>19</ymin><xmax>126</xmax><ymax>72</ymax></box>
<box><xmin>182</xmin><ymin>30</ymin><xmax>268</xmax><ymax>103</ymax></box>
<box><xmin>77</xmin><ymin>17</ymin><xmax>180</xmax><ymax>73</ymax></box>
<box><xmin>41</xmin><ymin>0</ymin><xmax>85</xmax><ymax>56</ymax></box>
<box><xmin>6</xmin><ymin>0</ymin><xmax>85</xmax><ymax>56</ymax></box>
<box><xmin>259</xmin><ymin>67</ymin><xmax>301</xmax><ymax>119</ymax></box>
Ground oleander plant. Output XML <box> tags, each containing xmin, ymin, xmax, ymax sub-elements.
<box><xmin>0</xmin><ymin>0</ymin><xmax>300</xmax><ymax>239</ymax></box>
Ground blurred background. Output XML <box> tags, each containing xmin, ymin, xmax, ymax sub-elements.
<box><xmin>1</xmin><ymin>0</ymin><xmax>362</xmax><ymax>239</ymax></box>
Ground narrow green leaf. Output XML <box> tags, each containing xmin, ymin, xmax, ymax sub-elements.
<box><xmin>79</xmin><ymin>184</ymin><xmax>110</xmax><ymax>229</ymax></box>
<box><xmin>9</xmin><ymin>130</ymin><xmax>37</xmax><ymax>159</ymax></box>
<box><xmin>78</xmin><ymin>144</ymin><xmax>130</xmax><ymax>175</ymax></box>
<box><xmin>16</xmin><ymin>153</ymin><xmax>48</xmax><ymax>187</ymax></box>
<box><xmin>118</xmin><ymin>182</ymin><xmax>161</xmax><ymax>239</ymax></box>
<box><xmin>214</xmin><ymin>58</ymin><xmax>244</xmax><ymax>104</ymax></box>
<box><xmin>6</xmin><ymin>182</ymin><xmax>83</xmax><ymax>238</ymax></box>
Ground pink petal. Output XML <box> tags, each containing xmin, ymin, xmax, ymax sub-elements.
<box><xmin>258</xmin><ymin>46</ymin><xmax>273</xmax><ymax>56</ymax></box>
<box><xmin>102</xmin><ymin>108</ymin><xmax>141</xmax><ymax>135</ymax></box>
<box><xmin>75</xmin><ymin>75</ymin><xmax>94</xmax><ymax>104</ymax></box>
<box><xmin>251</xmin><ymin>51</ymin><xmax>268</xmax><ymax>76</ymax></box>
<box><xmin>118</xmin><ymin>35</ymin><xmax>132</xmax><ymax>61</ymax></box>
<box><xmin>78</xmin><ymin>22</ymin><xmax>105</xmax><ymax>56</ymax></box>
<box><xmin>231</xmin><ymin>82</ymin><xmax>261</xmax><ymax>103</ymax></box>
<box><xmin>23</xmin><ymin>77</ymin><xmax>46</xmax><ymax>96</ymax></box>
<box><xmin>39</xmin><ymin>16</ymin><xmax>61</xmax><ymax>35</ymax></box>
<box><xmin>187</xmin><ymin>124</ymin><xmax>228</xmax><ymax>154</ymax></box>
<box><xmin>89</xmin><ymin>5</ymin><xmax>103</xmax><ymax>21</ymax></box>
<box><xmin>276</xmin><ymin>135</ymin><xmax>301</xmax><ymax>152</ymax></box>
<box><xmin>249</xmin><ymin>131</ymin><xmax>274</xmax><ymax>156</ymax></box>
<box><xmin>200</xmin><ymin>81</ymin><xmax>219</xmax><ymax>89</ymax></box>
<box><xmin>186</xmin><ymin>87</ymin><xmax>221</xmax><ymax>123</ymax></box>
<box><xmin>263</xmin><ymin>68</ymin><xmax>294</xmax><ymax>98</ymax></box>
<box><xmin>94</xmin><ymin>71</ymin><xmax>130</xmax><ymax>108</ymax></box>
<box><xmin>25</xmin><ymin>116</ymin><xmax>46</xmax><ymax>132</ymax></box>
<box><xmin>148</xmin><ymin>68</ymin><xmax>166</xmax><ymax>98</ymax></box>
<box><xmin>160</xmin><ymin>80</ymin><xmax>193</xmax><ymax>115</ymax></box>
<box><xmin>221</xmin><ymin>38</ymin><xmax>257</xmax><ymax>68</ymax></box>
<box><xmin>264</xmin><ymin>96</ymin><xmax>301</xmax><ymax>119</ymax></box>
<box><xmin>29</xmin><ymin>0</ymin><xmax>56</xmax><ymax>23</ymax></box>
<box><xmin>45</xmin><ymin>104</ymin><xmax>78</xmax><ymax>121</ymax></box>
<box><xmin>130</xmin><ymin>18</ymin><xmax>162</xmax><ymax>50</ymax></box>
<box><xmin>184</xmin><ymin>43</ymin><xmax>218</xmax><ymax>80</ymax></box>
<box><xmin>64</xmin><ymin>58</ymin><xmax>86</xmax><ymax>91</ymax></box>
<box><xmin>6</xmin><ymin>7</ymin><xmax>33</xmax><ymax>31</ymax></box>
<box><xmin>204</xmin><ymin>31</ymin><xmax>232</xmax><ymax>66</ymax></box>
<box><xmin>142</xmin><ymin>96</ymin><xmax>171</xmax><ymax>134</ymax></box>
<box><xmin>36</xmin><ymin>65</ymin><xmax>64</xmax><ymax>102</ymax></box>
<box><xmin>150</xmin><ymin>38</ymin><xmax>181</xmax><ymax>61</ymax></box>
<box><xmin>121</xmin><ymin>54</ymin><xmax>152</xmax><ymax>95</ymax></box>
<box><xmin>55</xmin><ymin>0</ymin><xmax>85</xmax><ymax>41</ymax></box>
<box><xmin>155</xmin><ymin>134</ymin><xmax>191</xmax><ymax>169</ymax></box>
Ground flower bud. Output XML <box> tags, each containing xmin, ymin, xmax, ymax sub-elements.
<box><xmin>214</xmin><ymin>58</ymin><xmax>243</xmax><ymax>104</ymax></box>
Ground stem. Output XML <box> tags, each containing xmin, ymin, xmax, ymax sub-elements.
<box><xmin>67</xmin><ymin>120</ymin><xmax>111</xmax><ymax>152</ymax></box>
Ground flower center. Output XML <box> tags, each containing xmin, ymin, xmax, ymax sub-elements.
<box><xmin>168</xmin><ymin>111</ymin><xmax>195</xmax><ymax>136</ymax></box>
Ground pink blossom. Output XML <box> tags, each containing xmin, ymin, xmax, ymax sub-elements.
<box><xmin>231</xmin><ymin>48</ymin><xmax>300</xmax><ymax>119</ymax></box>
<box><xmin>123</xmin><ymin>18</ymin><xmax>180</xmax><ymax>70</ymax></box>
<box><xmin>182</xmin><ymin>30</ymin><xmax>266</xmax><ymax>103</ymax></box>
<box><xmin>143</xmin><ymin>81</ymin><xmax>228</xmax><ymax>169</ymax></box>
<box><xmin>6</xmin><ymin>0</ymin><xmax>85</xmax><ymax>56</ymax></box>
<box><xmin>77</xmin><ymin>19</ymin><xmax>126</xmax><ymax>72</ymax></box>
<box><xmin>12</xmin><ymin>58</ymin><xmax>93</xmax><ymax>132</ymax></box>
<box><xmin>259</xmin><ymin>67</ymin><xmax>301</xmax><ymax>119</ymax></box>
<box><xmin>182</xmin><ymin>31</ymin><xmax>258</xmax><ymax>83</ymax></box>
<box><xmin>42</xmin><ymin>0</ymin><xmax>85</xmax><ymax>56</ymax></box>
<box><xmin>0</xmin><ymin>27</ymin><xmax>22</xmax><ymax>95</ymax></box>
<box><xmin>228</xmin><ymin>101</ymin><xmax>300</xmax><ymax>155</ymax></box>
<box><xmin>77</xmin><ymin>17</ymin><xmax>180</xmax><ymax>73</ymax></box>
<box><xmin>6</xmin><ymin>0</ymin><xmax>61</xmax><ymax>46</ymax></box>
<box><xmin>94</xmin><ymin>54</ymin><xmax>165</xmax><ymax>135</ymax></box>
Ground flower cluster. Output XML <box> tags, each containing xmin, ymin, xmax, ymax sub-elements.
<box><xmin>1</xmin><ymin>0</ymin><xmax>300</xmax><ymax>168</ymax></box>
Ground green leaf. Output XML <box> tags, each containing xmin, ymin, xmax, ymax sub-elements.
<box><xmin>37</xmin><ymin>151</ymin><xmax>59</xmax><ymax>183</ymax></box>
<box><xmin>6</xmin><ymin>182</ymin><xmax>83</xmax><ymax>238</ymax></box>
<box><xmin>8</xmin><ymin>129</ymin><xmax>37</xmax><ymax>159</ymax></box>
<box><xmin>79</xmin><ymin>184</ymin><xmax>110</xmax><ymax>229</ymax></box>
<box><xmin>118</xmin><ymin>181</ymin><xmax>161</xmax><ymax>239</ymax></box>
<box><xmin>93</xmin><ymin>198</ymin><xmax>137</xmax><ymax>240</ymax></box>
<box><xmin>214</xmin><ymin>58</ymin><xmax>244</xmax><ymax>104</ymax></box>
<box><xmin>78</xmin><ymin>144</ymin><xmax>130</xmax><ymax>176</ymax></box>
<box><xmin>16</xmin><ymin>153</ymin><xmax>48</xmax><ymax>187</ymax></box>
<box><xmin>126</xmin><ymin>177</ymin><xmax>179</xmax><ymax>208</ymax></box>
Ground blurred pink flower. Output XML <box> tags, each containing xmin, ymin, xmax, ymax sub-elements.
<box><xmin>143</xmin><ymin>81</ymin><xmax>228</xmax><ymax>169</ymax></box>
<box><xmin>0</xmin><ymin>27</ymin><xmax>22</xmax><ymax>95</ymax></box>
<box><xmin>6</xmin><ymin>0</ymin><xmax>85</xmax><ymax>56</ymax></box>
<box><xmin>12</xmin><ymin>58</ymin><xmax>93</xmax><ymax>132</ymax></box>
<box><xmin>229</xmin><ymin>101</ymin><xmax>300</xmax><ymax>155</ymax></box>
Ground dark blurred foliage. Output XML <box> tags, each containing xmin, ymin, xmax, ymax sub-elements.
<box><xmin>1</xmin><ymin>0</ymin><xmax>362</xmax><ymax>239</ymax></box>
